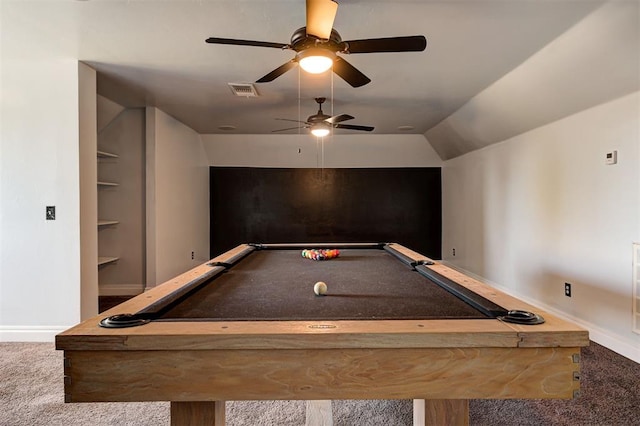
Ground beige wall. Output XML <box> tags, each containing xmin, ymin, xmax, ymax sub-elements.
<box><xmin>201</xmin><ymin>134</ymin><xmax>443</xmax><ymax>168</ymax></box>
<box><xmin>442</xmin><ymin>91</ymin><xmax>640</xmax><ymax>362</ymax></box>
<box><xmin>146</xmin><ymin>108</ymin><xmax>210</xmax><ymax>287</ymax></box>
<box><xmin>78</xmin><ymin>63</ymin><xmax>99</xmax><ymax>319</ymax></box>
<box><xmin>1</xmin><ymin>57</ymin><xmax>81</xmax><ymax>339</ymax></box>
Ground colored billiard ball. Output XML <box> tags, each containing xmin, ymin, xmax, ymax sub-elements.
<box><xmin>314</xmin><ymin>281</ymin><xmax>327</xmax><ymax>296</ymax></box>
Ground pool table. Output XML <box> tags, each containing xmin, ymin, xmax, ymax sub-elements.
<box><xmin>56</xmin><ymin>243</ymin><xmax>589</xmax><ymax>426</ymax></box>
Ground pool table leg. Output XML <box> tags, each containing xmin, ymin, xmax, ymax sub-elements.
<box><xmin>170</xmin><ymin>401</ymin><xmax>226</xmax><ymax>425</ymax></box>
<box><xmin>413</xmin><ymin>399</ymin><xmax>469</xmax><ymax>426</ymax></box>
<box><xmin>305</xmin><ymin>400</ymin><xmax>333</xmax><ymax>426</ymax></box>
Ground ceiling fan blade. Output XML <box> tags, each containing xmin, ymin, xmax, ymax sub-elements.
<box><xmin>342</xmin><ymin>36</ymin><xmax>427</xmax><ymax>54</ymax></box>
<box><xmin>306</xmin><ymin>0</ymin><xmax>338</xmax><ymax>40</ymax></box>
<box><xmin>256</xmin><ymin>60</ymin><xmax>297</xmax><ymax>83</ymax></box>
<box><xmin>205</xmin><ymin>37</ymin><xmax>288</xmax><ymax>49</ymax></box>
<box><xmin>272</xmin><ymin>126</ymin><xmax>308</xmax><ymax>133</ymax></box>
<box><xmin>332</xmin><ymin>57</ymin><xmax>371</xmax><ymax>88</ymax></box>
<box><xmin>335</xmin><ymin>124</ymin><xmax>375</xmax><ymax>132</ymax></box>
<box><xmin>325</xmin><ymin>114</ymin><xmax>354</xmax><ymax>124</ymax></box>
<box><xmin>275</xmin><ymin>118</ymin><xmax>308</xmax><ymax>124</ymax></box>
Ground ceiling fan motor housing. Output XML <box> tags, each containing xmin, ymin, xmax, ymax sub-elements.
<box><xmin>272</xmin><ymin>96</ymin><xmax>374</xmax><ymax>134</ymax></box>
<box><xmin>291</xmin><ymin>27</ymin><xmax>344</xmax><ymax>52</ymax></box>
<box><xmin>307</xmin><ymin>97</ymin><xmax>330</xmax><ymax>123</ymax></box>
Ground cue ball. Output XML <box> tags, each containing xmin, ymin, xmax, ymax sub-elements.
<box><xmin>314</xmin><ymin>281</ymin><xmax>327</xmax><ymax>296</ymax></box>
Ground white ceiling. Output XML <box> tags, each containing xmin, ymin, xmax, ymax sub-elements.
<box><xmin>2</xmin><ymin>0</ymin><xmax>638</xmax><ymax>159</ymax></box>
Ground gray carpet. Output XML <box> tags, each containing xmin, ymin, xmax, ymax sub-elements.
<box><xmin>1</xmin><ymin>341</ymin><xmax>638</xmax><ymax>425</ymax></box>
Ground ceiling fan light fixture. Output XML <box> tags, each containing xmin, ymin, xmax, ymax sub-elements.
<box><xmin>311</xmin><ymin>125</ymin><xmax>331</xmax><ymax>137</ymax></box>
<box><xmin>298</xmin><ymin>48</ymin><xmax>335</xmax><ymax>74</ymax></box>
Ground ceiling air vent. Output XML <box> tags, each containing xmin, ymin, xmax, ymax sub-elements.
<box><xmin>228</xmin><ymin>83</ymin><xmax>259</xmax><ymax>97</ymax></box>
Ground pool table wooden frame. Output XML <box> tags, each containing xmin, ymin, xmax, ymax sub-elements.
<box><xmin>56</xmin><ymin>243</ymin><xmax>589</xmax><ymax>426</ymax></box>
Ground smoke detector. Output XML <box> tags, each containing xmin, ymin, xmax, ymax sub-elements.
<box><xmin>228</xmin><ymin>83</ymin><xmax>259</xmax><ymax>97</ymax></box>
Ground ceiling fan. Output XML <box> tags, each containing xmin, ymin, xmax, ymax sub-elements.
<box><xmin>273</xmin><ymin>97</ymin><xmax>374</xmax><ymax>136</ymax></box>
<box><xmin>205</xmin><ymin>0</ymin><xmax>427</xmax><ymax>88</ymax></box>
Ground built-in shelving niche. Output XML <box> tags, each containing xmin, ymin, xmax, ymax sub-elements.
<box><xmin>97</xmin><ymin>150</ymin><xmax>119</xmax><ymax>269</ymax></box>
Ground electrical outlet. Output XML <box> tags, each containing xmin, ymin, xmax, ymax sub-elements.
<box><xmin>191</xmin><ymin>251</ymin><xmax>195</xmax><ymax>260</ymax></box>
<box><xmin>46</xmin><ymin>206</ymin><xmax>56</xmax><ymax>220</ymax></box>
<box><xmin>452</xmin><ymin>248</ymin><xmax>456</xmax><ymax>256</ymax></box>
<box><xmin>564</xmin><ymin>282</ymin><xmax>572</xmax><ymax>297</ymax></box>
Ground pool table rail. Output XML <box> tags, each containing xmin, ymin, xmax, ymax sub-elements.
<box><xmin>56</xmin><ymin>243</ymin><xmax>588</xmax><ymax>352</ymax></box>
<box><xmin>56</xmin><ymin>318</ymin><xmax>524</xmax><ymax>351</ymax></box>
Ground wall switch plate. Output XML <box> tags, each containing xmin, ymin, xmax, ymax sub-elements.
<box><xmin>605</xmin><ymin>150</ymin><xmax>617</xmax><ymax>165</ymax></box>
<box><xmin>46</xmin><ymin>206</ymin><xmax>56</xmax><ymax>220</ymax></box>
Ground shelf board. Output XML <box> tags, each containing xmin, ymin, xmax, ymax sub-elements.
<box><xmin>97</xmin><ymin>181</ymin><xmax>119</xmax><ymax>187</ymax></box>
<box><xmin>97</xmin><ymin>150</ymin><xmax>119</xmax><ymax>158</ymax></box>
<box><xmin>98</xmin><ymin>220</ymin><xmax>119</xmax><ymax>227</ymax></box>
<box><xmin>98</xmin><ymin>256</ymin><xmax>119</xmax><ymax>266</ymax></box>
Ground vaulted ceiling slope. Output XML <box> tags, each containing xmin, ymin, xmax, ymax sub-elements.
<box><xmin>427</xmin><ymin>1</ymin><xmax>640</xmax><ymax>160</ymax></box>
<box><xmin>2</xmin><ymin>1</ymin><xmax>638</xmax><ymax>159</ymax></box>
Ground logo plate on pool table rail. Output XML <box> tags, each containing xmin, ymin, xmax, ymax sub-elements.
<box><xmin>308</xmin><ymin>324</ymin><xmax>337</xmax><ymax>329</ymax></box>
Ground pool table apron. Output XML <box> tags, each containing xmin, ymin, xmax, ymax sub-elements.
<box><xmin>63</xmin><ymin>344</ymin><xmax>581</xmax><ymax>426</ymax></box>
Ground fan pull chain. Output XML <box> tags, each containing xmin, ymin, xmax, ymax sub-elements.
<box><xmin>297</xmin><ymin>66</ymin><xmax>301</xmax><ymax>135</ymax></box>
<box><xmin>331</xmin><ymin>70</ymin><xmax>334</xmax><ymax>119</ymax></box>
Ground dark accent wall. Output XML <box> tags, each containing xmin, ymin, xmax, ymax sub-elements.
<box><xmin>210</xmin><ymin>167</ymin><xmax>441</xmax><ymax>259</ymax></box>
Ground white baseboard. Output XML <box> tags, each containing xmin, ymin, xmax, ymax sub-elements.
<box><xmin>441</xmin><ymin>261</ymin><xmax>640</xmax><ymax>364</ymax></box>
<box><xmin>99</xmin><ymin>283</ymin><xmax>144</xmax><ymax>296</ymax></box>
<box><xmin>1</xmin><ymin>285</ymin><xmax>143</xmax><ymax>343</ymax></box>
<box><xmin>575</xmin><ymin>322</ymin><xmax>640</xmax><ymax>363</ymax></box>
<box><xmin>0</xmin><ymin>326</ymin><xmax>67</xmax><ymax>342</ymax></box>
